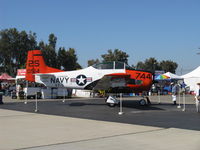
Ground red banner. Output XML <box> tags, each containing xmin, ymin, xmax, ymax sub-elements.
<box><xmin>17</xmin><ymin>69</ymin><xmax>26</xmax><ymax>76</ymax></box>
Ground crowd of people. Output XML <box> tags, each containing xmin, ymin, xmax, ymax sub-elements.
<box><xmin>151</xmin><ymin>80</ymin><xmax>200</xmax><ymax>111</ymax></box>
<box><xmin>0</xmin><ymin>83</ymin><xmax>16</xmax><ymax>96</ymax></box>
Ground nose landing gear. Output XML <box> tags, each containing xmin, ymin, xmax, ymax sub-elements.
<box><xmin>106</xmin><ymin>96</ymin><xmax>119</xmax><ymax>107</ymax></box>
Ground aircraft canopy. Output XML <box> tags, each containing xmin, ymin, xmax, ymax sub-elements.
<box><xmin>92</xmin><ymin>61</ymin><xmax>133</xmax><ymax>70</ymax></box>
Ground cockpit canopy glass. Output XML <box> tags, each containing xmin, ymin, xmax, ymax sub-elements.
<box><xmin>92</xmin><ymin>61</ymin><xmax>134</xmax><ymax>70</ymax></box>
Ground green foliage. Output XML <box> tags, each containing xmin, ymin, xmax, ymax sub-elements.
<box><xmin>136</xmin><ymin>61</ymin><xmax>146</xmax><ymax>70</ymax></box>
<box><xmin>48</xmin><ymin>33</ymin><xmax>57</xmax><ymax>49</ymax></box>
<box><xmin>0</xmin><ymin>28</ymin><xmax>81</xmax><ymax>76</ymax></box>
<box><xmin>136</xmin><ymin>58</ymin><xmax>178</xmax><ymax>73</ymax></box>
<box><xmin>87</xmin><ymin>59</ymin><xmax>100</xmax><ymax>66</ymax></box>
<box><xmin>160</xmin><ymin>60</ymin><xmax>178</xmax><ymax>73</ymax></box>
<box><xmin>87</xmin><ymin>49</ymin><xmax>129</xmax><ymax>66</ymax></box>
<box><xmin>38</xmin><ymin>34</ymin><xmax>58</xmax><ymax>68</ymax></box>
<box><xmin>101</xmin><ymin>49</ymin><xmax>129</xmax><ymax>64</ymax></box>
<box><xmin>58</xmin><ymin>47</ymin><xmax>81</xmax><ymax>71</ymax></box>
<box><xmin>136</xmin><ymin>57</ymin><xmax>160</xmax><ymax>72</ymax></box>
<box><xmin>0</xmin><ymin>28</ymin><xmax>37</xmax><ymax>76</ymax></box>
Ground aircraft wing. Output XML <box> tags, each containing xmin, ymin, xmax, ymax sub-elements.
<box><xmin>34</xmin><ymin>73</ymin><xmax>56</xmax><ymax>85</ymax></box>
<box><xmin>35</xmin><ymin>73</ymin><xmax>56</xmax><ymax>79</ymax></box>
<box><xmin>34</xmin><ymin>73</ymin><xmax>70</xmax><ymax>88</ymax></box>
<box><xmin>93</xmin><ymin>73</ymin><xmax>131</xmax><ymax>90</ymax></box>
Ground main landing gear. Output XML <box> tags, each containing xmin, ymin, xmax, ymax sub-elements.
<box><xmin>106</xmin><ymin>95</ymin><xmax>151</xmax><ymax>107</ymax></box>
<box><xmin>139</xmin><ymin>96</ymin><xmax>151</xmax><ymax>106</ymax></box>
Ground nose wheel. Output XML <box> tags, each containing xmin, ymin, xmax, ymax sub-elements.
<box><xmin>106</xmin><ymin>96</ymin><xmax>119</xmax><ymax>107</ymax></box>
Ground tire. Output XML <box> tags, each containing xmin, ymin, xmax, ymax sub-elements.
<box><xmin>139</xmin><ymin>99</ymin><xmax>147</xmax><ymax>106</ymax></box>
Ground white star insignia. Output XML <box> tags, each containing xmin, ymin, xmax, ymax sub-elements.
<box><xmin>77</xmin><ymin>76</ymin><xmax>86</xmax><ymax>84</ymax></box>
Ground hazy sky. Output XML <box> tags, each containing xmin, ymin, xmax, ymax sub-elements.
<box><xmin>1</xmin><ymin>0</ymin><xmax>200</xmax><ymax>74</ymax></box>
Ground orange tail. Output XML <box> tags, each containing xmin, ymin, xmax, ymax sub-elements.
<box><xmin>25</xmin><ymin>50</ymin><xmax>63</xmax><ymax>82</ymax></box>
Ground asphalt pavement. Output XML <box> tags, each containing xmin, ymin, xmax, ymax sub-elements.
<box><xmin>0</xmin><ymin>95</ymin><xmax>200</xmax><ymax>150</ymax></box>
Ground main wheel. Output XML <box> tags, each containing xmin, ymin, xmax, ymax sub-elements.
<box><xmin>139</xmin><ymin>99</ymin><xmax>147</xmax><ymax>106</ymax></box>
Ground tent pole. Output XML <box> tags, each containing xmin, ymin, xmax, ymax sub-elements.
<box><xmin>24</xmin><ymin>81</ymin><xmax>28</xmax><ymax>104</ymax></box>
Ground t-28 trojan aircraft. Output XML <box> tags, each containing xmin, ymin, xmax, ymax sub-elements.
<box><xmin>25</xmin><ymin>50</ymin><xmax>153</xmax><ymax>106</ymax></box>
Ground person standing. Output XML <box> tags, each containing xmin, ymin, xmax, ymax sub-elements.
<box><xmin>171</xmin><ymin>82</ymin><xmax>179</xmax><ymax>105</ymax></box>
<box><xmin>0</xmin><ymin>82</ymin><xmax>3</xmax><ymax>104</ymax></box>
<box><xmin>180</xmin><ymin>81</ymin><xmax>186</xmax><ymax>94</ymax></box>
<box><xmin>195</xmin><ymin>83</ymin><xmax>200</xmax><ymax>112</ymax></box>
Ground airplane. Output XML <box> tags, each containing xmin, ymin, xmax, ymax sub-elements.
<box><xmin>25</xmin><ymin>50</ymin><xmax>153</xmax><ymax>106</ymax></box>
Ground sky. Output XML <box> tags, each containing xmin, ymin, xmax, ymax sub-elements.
<box><xmin>1</xmin><ymin>0</ymin><xmax>200</xmax><ymax>75</ymax></box>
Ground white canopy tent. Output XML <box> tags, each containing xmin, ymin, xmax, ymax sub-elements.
<box><xmin>163</xmin><ymin>72</ymin><xmax>183</xmax><ymax>80</ymax></box>
<box><xmin>16</xmin><ymin>75</ymin><xmax>25</xmax><ymax>79</ymax></box>
<box><xmin>181</xmin><ymin>66</ymin><xmax>200</xmax><ymax>91</ymax></box>
<box><xmin>15</xmin><ymin>69</ymin><xmax>26</xmax><ymax>80</ymax></box>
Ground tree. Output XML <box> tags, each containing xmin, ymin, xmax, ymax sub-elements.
<box><xmin>136</xmin><ymin>57</ymin><xmax>160</xmax><ymax>72</ymax></box>
<box><xmin>16</xmin><ymin>31</ymin><xmax>38</xmax><ymax>68</ymax></box>
<box><xmin>136</xmin><ymin>58</ymin><xmax>178</xmax><ymax>73</ymax></box>
<box><xmin>0</xmin><ymin>28</ymin><xmax>82</xmax><ymax>75</ymax></box>
<box><xmin>57</xmin><ymin>47</ymin><xmax>81</xmax><ymax>71</ymax></box>
<box><xmin>57</xmin><ymin>47</ymin><xmax>66</xmax><ymax>69</ymax></box>
<box><xmin>38</xmin><ymin>34</ymin><xmax>58</xmax><ymax>68</ymax></box>
<box><xmin>101</xmin><ymin>49</ymin><xmax>129</xmax><ymax>64</ymax></box>
<box><xmin>87</xmin><ymin>59</ymin><xmax>100</xmax><ymax>66</ymax></box>
<box><xmin>48</xmin><ymin>33</ymin><xmax>57</xmax><ymax>49</ymax></box>
<box><xmin>144</xmin><ymin>57</ymin><xmax>160</xmax><ymax>72</ymax></box>
<box><xmin>135</xmin><ymin>61</ymin><xmax>145</xmax><ymax>70</ymax></box>
<box><xmin>0</xmin><ymin>28</ymin><xmax>37</xmax><ymax>76</ymax></box>
<box><xmin>159</xmin><ymin>60</ymin><xmax>178</xmax><ymax>73</ymax></box>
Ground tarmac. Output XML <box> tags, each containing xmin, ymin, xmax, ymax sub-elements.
<box><xmin>0</xmin><ymin>95</ymin><xmax>200</xmax><ymax>150</ymax></box>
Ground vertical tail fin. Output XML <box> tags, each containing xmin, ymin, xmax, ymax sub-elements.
<box><xmin>25</xmin><ymin>50</ymin><xmax>62</xmax><ymax>82</ymax></box>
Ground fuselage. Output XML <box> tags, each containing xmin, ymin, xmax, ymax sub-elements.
<box><xmin>35</xmin><ymin>64</ymin><xmax>153</xmax><ymax>93</ymax></box>
<box><xmin>35</xmin><ymin>66</ymin><xmax>126</xmax><ymax>89</ymax></box>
